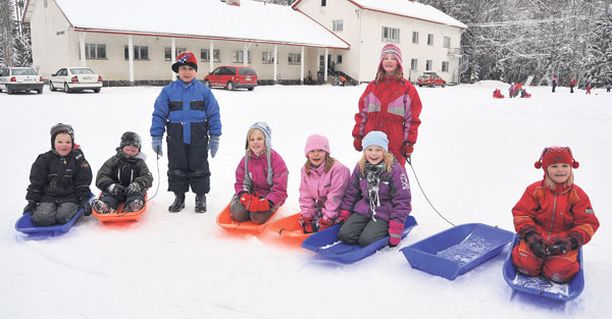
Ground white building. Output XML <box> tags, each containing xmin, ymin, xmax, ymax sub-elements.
<box><xmin>23</xmin><ymin>0</ymin><xmax>466</xmax><ymax>85</ymax></box>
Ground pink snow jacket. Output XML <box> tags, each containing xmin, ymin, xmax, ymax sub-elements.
<box><xmin>299</xmin><ymin>160</ymin><xmax>350</xmax><ymax>220</ymax></box>
<box><xmin>234</xmin><ymin>149</ymin><xmax>288</xmax><ymax>208</ymax></box>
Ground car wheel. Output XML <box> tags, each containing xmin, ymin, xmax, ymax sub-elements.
<box><xmin>37</xmin><ymin>89</ymin><xmax>43</xmax><ymax>94</ymax></box>
<box><xmin>442</xmin><ymin>83</ymin><xmax>446</xmax><ymax>88</ymax></box>
<box><xmin>49</xmin><ymin>82</ymin><xmax>56</xmax><ymax>91</ymax></box>
<box><xmin>204</xmin><ymin>80</ymin><xmax>210</xmax><ymax>87</ymax></box>
<box><xmin>418</xmin><ymin>84</ymin><xmax>423</xmax><ymax>87</ymax></box>
<box><xmin>248</xmin><ymin>87</ymin><xmax>254</xmax><ymax>91</ymax></box>
<box><xmin>226</xmin><ymin>81</ymin><xmax>234</xmax><ymax>91</ymax></box>
<box><xmin>93</xmin><ymin>88</ymin><xmax>101</xmax><ymax>93</ymax></box>
<box><xmin>64</xmin><ymin>82</ymin><xmax>71</xmax><ymax>93</ymax></box>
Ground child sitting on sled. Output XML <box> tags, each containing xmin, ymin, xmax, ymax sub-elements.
<box><xmin>493</xmin><ymin>88</ymin><xmax>505</xmax><ymax>99</ymax></box>
<box><xmin>92</xmin><ymin>132</ymin><xmax>153</xmax><ymax>214</ymax></box>
<box><xmin>337</xmin><ymin>131</ymin><xmax>412</xmax><ymax>247</ymax></box>
<box><xmin>230</xmin><ymin>122</ymin><xmax>288</xmax><ymax>224</ymax></box>
<box><xmin>298</xmin><ymin>134</ymin><xmax>350</xmax><ymax>233</ymax></box>
<box><xmin>23</xmin><ymin>123</ymin><xmax>93</xmax><ymax>226</ymax></box>
<box><xmin>520</xmin><ymin>88</ymin><xmax>531</xmax><ymax>98</ymax></box>
<box><xmin>511</xmin><ymin>147</ymin><xmax>599</xmax><ymax>283</ymax></box>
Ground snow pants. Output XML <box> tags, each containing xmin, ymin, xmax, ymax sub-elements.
<box><xmin>511</xmin><ymin>240</ymin><xmax>579</xmax><ymax>283</ymax></box>
<box><xmin>98</xmin><ymin>189</ymin><xmax>145</xmax><ymax>210</ymax></box>
<box><xmin>32</xmin><ymin>201</ymin><xmax>79</xmax><ymax>226</ymax></box>
<box><xmin>229</xmin><ymin>194</ymin><xmax>274</xmax><ymax>224</ymax></box>
<box><xmin>167</xmin><ymin>138</ymin><xmax>210</xmax><ymax>195</ymax></box>
<box><xmin>338</xmin><ymin>213</ymin><xmax>389</xmax><ymax>247</ymax></box>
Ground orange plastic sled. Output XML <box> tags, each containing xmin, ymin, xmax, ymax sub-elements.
<box><xmin>216</xmin><ymin>204</ymin><xmax>276</xmax><ymax>233</ymax></box>
<box><xmin>92</xmin><ymin>195</ymin><xmax>147</xmax><ymax>223</ymax></box>
<box><xmin>266</xmin><ymin>213</ymin><xmax>312</xmax><ymax>244</ymax></box>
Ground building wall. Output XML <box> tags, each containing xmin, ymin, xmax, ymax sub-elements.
<box><xmin>30</xmin><ymin>0</ymin><xmax>72</xmax><ymax>77</ymax></box>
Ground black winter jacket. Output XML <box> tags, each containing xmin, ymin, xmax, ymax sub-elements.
<box><xmin>95</xmin><ymin>149</ymin><xmax>153</xmax><ymax>192</ymax></box>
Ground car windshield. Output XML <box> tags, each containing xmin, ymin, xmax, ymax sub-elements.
<box><xmin>70</xmin><ymin>68</ymin><xmax>95</xmax><ymax>75</ymax></box>
<box><xmin>239</xmin><ymin>68</ymin><xmax>257</xmax><ymax>76</ymax></box>
<box><xmin>12</xmin><ymin>68</ymin><xmax>37</xmax><ymax>76</ymax></box>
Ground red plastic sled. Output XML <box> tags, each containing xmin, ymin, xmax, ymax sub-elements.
<box><xmin>92</xmin><ymin>195</ymin><xmax>147</xmax><ymax>223</ymax></box>
<box><xmin>266</xmin><ymin>213</ymin><xmax>312</xmax><ymax>244</ymax></box>
<box><xmin>216</xmin><ymin>204</ymin><xmax>276</xmax><ymax>233</ymax></box>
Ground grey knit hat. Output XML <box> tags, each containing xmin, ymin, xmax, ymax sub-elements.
<box><xmin>50</xmin><ymin>123</ymin><xmax>74</xmax><ymax>149</ymax></box>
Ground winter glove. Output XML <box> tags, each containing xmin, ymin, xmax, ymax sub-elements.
<box><xmin>152</xmin><ymin>136</ymin><xmax>163</xmax><ymax>157</ymax></box>
<box><xmin>126</xmin><ymin>182</ymin><xmax>143</xmax><ymax>196</ymax></box>
<box><xmin>353</xmin><ymin>136</ymin><xmax>363</xmax><ymax>152</ymax></box>
<box><xmin>247</xmin><ymin>197</ymin><xmax>271</xmax><ymax>213</ymax></box>
<box><xmin>298</xmin><ymin>214</ymin><xmax>316</xmax><ymax>233</ymax></box>
<box><xmin>525</xmin><ymin>231</ymin><xmax>547</xmax><ymax>258</ymax></box>
<box><xmin>23</xmin><ymin>200</ymin><xmax>37</xmax><ymax>214</ymax></box>
<box><xmin>337</xmin><ymin>210</ymin><xmax>351</xmax><ymax>223</ymax></box>
<box><xmin>108</xmin><ymin>183</ymin><xmax>126</xmax><ymax>196</ymax></box>
<box><xmin>388</xmin><ymin>220</ymin><xmax>404</xmax><ymax>247</ymax></box>
<box><xmin>547</xmin><ymin>237</ymin><xmax>579</xmax><ymax>256</ymax></box>
<box><xmin>318</xmin><ymin>215</ymin><xmax>335</xmax><ymax>230</ymax></box>
<box><xmin>208</xmin><ymin>135</ymin><xmax>220</xmax><ymax>158</ymax></box>
<box><xmin>403</xmin><ymin>143</ymin><xmax>414</xmax><ymax>159</ymax></box>
<box><xmin>239</xmin><ymin>192</ymin><xmax>255</xmax><ymax>208</ymax></box>
<box><xmin>81</xmin><ymin>199</ymin><xmax>92</xmax><ymax>216</ymax></box>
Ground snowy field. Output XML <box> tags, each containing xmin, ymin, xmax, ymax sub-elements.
<box><xmin>1</xmin><ymin>82</ymin><xmax>610</xmax><ymax>318</ymax></box>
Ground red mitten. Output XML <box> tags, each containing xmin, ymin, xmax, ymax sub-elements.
<box><xmin>353</xmin><ymin>136</ymin><xmax>363</xmax><ymax>152</ymax></box>
<box><xmin>248</xmin><ymin>197</ymin><xmax>271</xmax><ymax>212</ymax></box>
<box><xmin>318</xmin><ymin>215</ymin><xmax>335</xmax><ymax>230</ymax></box>
<box><xmin>403</xmin><ymin>143</ymin><xmax>414</xmax><ymax>158</ymax></box>
<box><xmin>337</xmin><ymin>210</ymin><xmax>351</xmax><ymax>223</ymax></box>
<box><xmin>388</xmin><ymin>220</ymin><xmax>404</xmax><ymax>247</ymax></box>
<box><xmin>239</xmin><ymin>193</ymin><xmax>254</xmax><ymax>208</ymax></box>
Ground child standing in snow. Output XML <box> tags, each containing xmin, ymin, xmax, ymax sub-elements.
<box><xmin>230</xmin><ymin>122</ymin><xmax>288</xmax><ymax>224</ymax></box>
<box><xmin>23</xmin><ymin>123</ymin><xmax>93</xmax><ymax>226</ymax></box>
<box><xmin>352</xmin><ymin>44</ymin><xmax>422</xmax><ymax>166</ymax></box>
<box><xmin>338</xmin><ymin>131</ymin><xmax>412</xmax><ymax>247</ymax></box>
<box><xmin>585</xmin><ymin>81</ymin><xmax>592</xmax><ymax>95</ymax></box>
<box><xmin>92</xmin><ymin>132</ymin><xmax>153</xmax><ymax>214</ymax></box>
<box><xmin>298</xmin><ymin>134</ymin><xmax>350</xmax><ymax>233</ymax></box>
<box><xmin>511</xmin><ymin>147</ymin><xmax>599</xmax><ymax>283</ymax></box>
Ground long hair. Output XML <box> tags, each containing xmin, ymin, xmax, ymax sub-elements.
<box><xmin>304</xmin><ymin>156</ymin><xmax>335</xmax><ymax>175</ymax></box>
<box><xmin>358</xmin><ymin>151</ymin><xmax>394</xmax><ymax>175</ymax></box>
<box><xmin>544</xmin><ymin>170</ymin><xmax>575</xmax><ymax>190</ymax></box>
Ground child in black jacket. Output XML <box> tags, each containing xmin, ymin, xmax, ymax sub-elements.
<box><xmin>24</xmin><ymin>123</ymin><xmax>93</xmax><ymax>226</ymax></box>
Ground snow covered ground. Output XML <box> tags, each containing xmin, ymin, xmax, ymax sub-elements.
<box><xmin>1</xmin><ymin>82</ymin><xmax>610</xmax><ymax>318</ymax></box>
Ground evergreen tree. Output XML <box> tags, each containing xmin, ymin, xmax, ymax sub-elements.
<box><xmin>0</xmin><ymin>0</ymin><xmax>16</xmax><ymax>66</ymax></box>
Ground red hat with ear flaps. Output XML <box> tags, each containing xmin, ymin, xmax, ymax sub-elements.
<box><xmin>534</xmin><ymin>146</ymin><xmax>579</xmax><ymax>169</ymax></box>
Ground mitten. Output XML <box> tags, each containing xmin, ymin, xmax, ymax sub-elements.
<box><xmin>126</xmin><ymin>182</ymin><xmax>143</xmax><ymax>195</ymax></box>
<box><xmin>108</xmin><ymin>183</ymin><xmax>126</xmax><ymax>196</ymax></box>
<box><xmin>337</xmin><ymin>209</ymin><xmax>351</xmax><ymax>223</ymax></box>
<box><xmin>298</xmin><ymin>214</ymin><xmax>316</xmax><ymax>233</ymax></box>
<box><xmin>525</xmin><ymin>231</ymin><xmax>547</xmax><ymax>258</ymax></box>
<box><xmin>353</xmin><ymin>136</ymin><xmax>363</xmax><ymax>152</ymax></box>
<box><xmin>403</xmin><ymin>143</ymin><xmax>414</xmax><ymax>158</ymax></box>
<box><xmin>81</xmin><ymin>199</ymin><xmax>92</xmax><ymax>216</ymax></box>
<box><xmin>547</xmin><ymin>237</ymin><xmax>578</xmax><ymax>256</ymax></box>
<box><xmin>239</xmin><ymin>192</ymin><xmax>255</xmax><ymax>208</ymax></box>
<box><xmin>248</xmin><ymin>197</ymin><xmax>271</xmax><ymax>212</ymax></box>
<box><xmin>23</xmin><ymin>200</ymin><xmax>37</xmax><ymax>214</ymax></box>
<box><xmin>388</xmin><ymin>220</ymin><xmax>404</xmax><ymax>247</ymax></box>
<box><xmin>318</xmin><ymin>215</ymin><xmax>335</xmax><ymax>230</ymax></box>
<box><xmin>208</xmin><ymin>135</ymin><xmax>220</xmax><ymax>158</ymax></box>
<box><xmin>152</xmin><ymin>136</ymin><xmax>163</xmax><ymax>157</ymax></box>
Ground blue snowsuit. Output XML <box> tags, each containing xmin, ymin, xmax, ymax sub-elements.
<box><xmin>151</xmin><ymin>79</ymin><xmax>221</xmax><ymax>194</ymax></box>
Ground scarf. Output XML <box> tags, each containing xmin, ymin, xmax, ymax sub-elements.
<box><xmin>365</xmin><ymin>162</ymin><xmax>387</xmax><ymax>221</ymax></box>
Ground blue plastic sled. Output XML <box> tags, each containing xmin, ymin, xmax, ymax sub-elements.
<box><xmin>301</xmin><ymin>216</ymin><xmax>417</xmax><ymax>264</ymax></box>
<box><xmin>15</xmin><ymin>194</ymin><xmax>93</xmax><ymax>238</ymax></box>
<box><xmin>502</xmin><ymin>235</ymin><xmax>584</xmax><ymax>302</ymax></box>
<box><xmin>401</xmin><ymin>223</ymin><xmax>514</xmax><ymax>280</ymax></box>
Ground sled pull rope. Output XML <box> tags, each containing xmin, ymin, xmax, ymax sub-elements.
<box><xmin>407</xmin><ymin>157</ymin><xmax>455</xmax><ymax>227</ymax></box>
<box><xmin>145</xmin><ymin>153</ymin><xmax>162</xmax><ymax>203</ymax></box>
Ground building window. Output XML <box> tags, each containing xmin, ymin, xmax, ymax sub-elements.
<box><xmin>332</xmin><ymin>20</ymin><xmax>343</xmax><ymax>32</ymax></box>
<box><xmin>321</xmin><ymin>0</ymin><xmax>326</xmax><ymax>6</ymax></box>
<box><xmin>201</xmin><ymin>49</ymin><xmax>220</xmax><ymax>62</ymax></box>
<box><xmin>443</xmin><ymin>36</ymin><xmax>451</xmax><ymax>49</ymax></box>
<box><xmin>337</xmin><ymin>55</ymin><xmax>343</xmax><ymax>64</ymax></box>
<box><xmin>427</xmin><ymin>34</ymin><xmax>434</xmax><ymax>46</ymax></box>
<box><xmin>124</xmin><ymin>45</ymin><xmax>149</xmax><ymax>60</ymax></box>
<box><xmin>426</xmin><ymin>60</ymin><xmax>433</xmax><ymax>71</ymax></box>
<box><xmin>410</xmin><ymin>59</ymin><xmax>418</xmax><ymax>71</ymax></box>
<box><xmin>382</xmin><ymin>26</ymin><xmax>400</xmax><ymax>43</ymax></box>
<box><xmin>165</xmin><ymin>47</ymin><xmax>186</xmax><ymax>61</ymax></box>
<box><xmin>85</xmin><ymin>44</ymin><xmax>106</xmax><ymax>59</ymax></box>
<box><xmin>262</xmin><ymin>51</ymin><xmax>275</xmax><ymax>64</ymax></box>
<box><xmin>412</xmin><ymin>31</ymin><xmax>419</xmax><ymax>44</ymax></box>
<box><xmin>442</xmin><ymin>61</ymin><xmax>449</xmax><ymax>72</ymax></box>
<box><xmin>233</xmin><ymin>50</ymin><xmax>251</xmax><ymax>63</ymax></box>
<box><xmin>288</xmin><ymin>53</ymin><xmax>301</xmax><ymax>65</ymax></box>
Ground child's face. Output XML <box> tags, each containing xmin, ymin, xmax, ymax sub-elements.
<box><xmin>381</xmin><ymin>54</ymin><xmax>399</xmax><ymax>74</ymax></box>
<box><xmin>178</xmin><ymin>65</ymin><xmax>197</xmax><ymax>83</ymax></box>
<box><xmin>365</xmin><ymin>146</ymin><xmax>385</xmax><ymax>164</ymax></box>
<box><xmin>54</xmin><ymin>133</ymin><xmax>73</xmax><ymax>156</ymax></box>
<box><xmin>122</xmin><ymin>145</ymin><xmax>140</xmax><ymax>157</ymax></box>
<box><xmin>307</xmin><ymin>149</ymin><xmax>327</xmax><ymax>167</ymax></box>
<box><xmin>248</xmin><ymin>129</ymin><xmax>266</xmax><ymax>155</ymax></box>
<box><xmin>547</xmin><ymin>163</ymin><xmax>571</xmax><ymax>184</ymax></box>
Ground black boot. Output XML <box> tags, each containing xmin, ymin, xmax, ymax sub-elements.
<box><xmin>168</xmin><ymin>193</ymin><xmax>185</xmax><ymax>213</ymax></box>
<box><xmin>195</xmin><ymin>193</ymin><xmax>206</xmax><ymax>213</ymax></box>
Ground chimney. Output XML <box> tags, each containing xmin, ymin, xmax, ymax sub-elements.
<box><xmin>226</xmin><ymin>0</ymin><xmax>240</xmax><ymax>6</ymax></box>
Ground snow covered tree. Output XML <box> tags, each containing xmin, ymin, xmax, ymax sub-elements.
<box><xmin>0</xmin><ymin>0</ymin><xmax>16</xmax><ymax>66</ymax></box>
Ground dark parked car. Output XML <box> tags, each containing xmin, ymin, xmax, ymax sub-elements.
<box><xmin>417</xmin><ymin>71</ymin><xmax>446</xmax><ymax>87</ymax></box>
<box><xmin>203</xmin><ymin>66</ymin><xmax>257</xmax><ymax>91</ymax></box>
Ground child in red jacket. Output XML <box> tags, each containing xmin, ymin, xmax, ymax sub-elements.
<box><xmin>511</xmin><ymin>147</ymin><xmax>599</xmax><ymax>283</ymax></box>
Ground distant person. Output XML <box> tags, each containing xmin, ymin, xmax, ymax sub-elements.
<box><xmin>493</xmin><ymin>88</ymin><xmax>505</xmax><ymax>99</ymax></box>
<box><xmin>607</xmin><ymin>83</ymin><xmax>611</xmax><ymax>93</ymax></box>
<box><xmin>520</xmin><ymin>88</ymin><xmax>531</xmax><ymax>98</ymax></box>
<box><xmin>23</xmin><ymin>123</ymin><xmax>93</xmax><ymax>226</ymax></box>
<box><xmin>92</xmin><ymin>132</ymin><xmax>153</xmax><ymax>214</ymax></box>
<box><xmin>508</xmin><ymin>82</ymin><xmax>515</xmax><ymax>98</ymax></box>
<box><xmin>150</xmin><ymin>51</ymin><xmax>222</xmax><ymax>213</ymax></box>
<box><xmin>585</xmin><ymin>81</ymin><xmax>592</xmax><ymax>95</ymax></box>
<box><xmin>551</xmin><ymin>74</ymin><xmax>558</xmax><ymax>93</ymax></box>
<box><xmin>511</xmin><ymin>147</ymin><xmax>599</xmax><ymax>283</ymax></box>
<box><xmin>569</xmin><ymin>78</ymin><xmax>577</xmax><ymax>93</ymax></box>
<box><xmin>352</xmin><ymin>44</ymin><xmax>422</xmax><ymax>166</ymax></box>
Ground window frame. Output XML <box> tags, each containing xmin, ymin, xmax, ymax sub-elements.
<box><xmin>382</xmin><ymin>26</ymin><xmax>400</xmax><ymax>43</ymax></box>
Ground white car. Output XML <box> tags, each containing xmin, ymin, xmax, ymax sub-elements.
<box><xmin>0</xmin><ymin>67</ymin><xmax>44</xmax><ymax>94</ymax></box>
<box><xmin>49</xmin><ymin>67</ymin><xmax>103</xmax><ymax>93</ymax></box>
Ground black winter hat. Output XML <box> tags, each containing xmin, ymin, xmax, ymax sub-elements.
<box><xmin>50</xmin><ymin>123</ymin><xmax>74</xmax><ymax>149</ymax></box>
<box><xmin>120</xmin><ymin>131</ymin><xmax>142</xmax><ymax>150</ymax></box>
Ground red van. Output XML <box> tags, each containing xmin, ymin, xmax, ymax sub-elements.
<box><xmin>203</xmin><ymin>66</ymin><xmax>258</xmax><ymax>91</ymax></box>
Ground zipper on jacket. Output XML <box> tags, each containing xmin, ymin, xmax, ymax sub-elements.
<box><xmin>547</xmin><ymin>195</ymin><xmax>557</xmax><ymax>241</ymax></box>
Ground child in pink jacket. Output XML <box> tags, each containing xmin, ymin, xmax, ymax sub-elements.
<box><xmin>230</xmin><ymin>122</ymin><xmax>288</xmax><ymax>224</ymax></box>
<box><xmin>298</xmin><ymin>134</ymin><xmax>350</xmax><ymax>233</ymax></box>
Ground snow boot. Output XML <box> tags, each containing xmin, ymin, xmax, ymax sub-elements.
<box><xmin>195</xmin><ymin>193</ymin><xmax>206</xmax><ymax>213</ymax></box>
<box><xmin>124</xmin><ymin>199</ymin><xmax>144</xmax><ymax>212</ymax></box>
<box><xmin>168</xmin><ymin>193</ymin><xmax>185</xmax><ymax>213</ymax></box>
<box><xmin>93</xmin><ymin>199</ymin><xmax>115</xmax><ymax>214</ymax></box>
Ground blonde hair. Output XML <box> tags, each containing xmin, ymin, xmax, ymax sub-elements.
<box><xmin>374</xmin><ymin>65</ymin><xmax>404</xmax><ymax>84</ymax></box>
<box><xmin>358</xmin><ymin>151</ymin><xmax>394</xmax><ymax>175</ymax></box>
<box><xmin>304</xmin><ymin>156</ymin><xmax>336</xmax><ymax>175</ymax></box>
<box><xmin>245</xmin><ymin>127</ymin><xmax>266</xmax><ymax>150</ymax></box>
<box><xmin>544</xmin><ymin>170</ymin><xmax>575</xmax><ymax>190</ymax></box>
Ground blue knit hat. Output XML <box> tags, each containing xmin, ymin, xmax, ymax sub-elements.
<box><xmin>362</xmin><ymin>131</ymin><xmax>388</xmax><ymax>152</ymax></box>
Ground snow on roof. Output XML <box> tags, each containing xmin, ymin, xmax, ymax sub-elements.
<box><xmin>31</xmin><ymin>0</ymin><xmax>349</xmax><ymax>49</ymax></box>
<box><xmin>350</xmin><ymin>0</ymin><xmax>467</xmax><ymax>29</ymax></box>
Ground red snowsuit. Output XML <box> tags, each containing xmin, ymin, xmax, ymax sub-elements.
<box><xmin>352</xmin><ymin>77</ymin><xmax>422</xmax><ymax>166</ymax></box>
<box><xmin>511</xmin><ymin>181</ymin><xmax>599</xmax><ymax>283</ymax></box>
